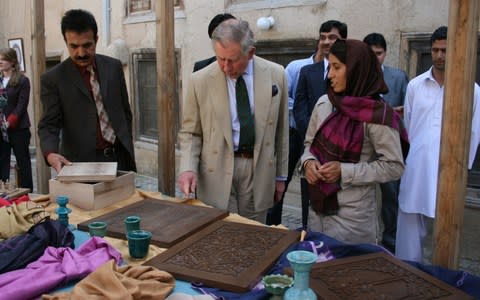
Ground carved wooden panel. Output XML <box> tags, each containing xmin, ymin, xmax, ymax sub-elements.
<box><xmin>144</xmin><ymin>220</ymin><xmax>299</xmax><ymax>292</ymax></box>
<box><xmin>77</xmin><ymin>199</ymin><xmax>228</xmax><ymax>248</ymax></box>
<box><xmin>309</xmin><ymin>252</ymin><xmax>473</xmax><ymax>300</ymax></box>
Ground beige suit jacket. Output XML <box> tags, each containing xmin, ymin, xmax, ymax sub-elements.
<box><xmin>178</xmin><ymin>56</ymin><xmax>289</xmax><ymax>212</ymax></box>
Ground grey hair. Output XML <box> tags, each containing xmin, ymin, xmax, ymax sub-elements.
<box><xmin>211</xmin><ymin>19</ymin><xmax>255</xmax><ymax>55</ymax></box>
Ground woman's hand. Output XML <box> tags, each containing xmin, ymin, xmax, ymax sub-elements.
<box><xmin>304</xmin><ymin>159</ymin><xmax>323</xmax><ymax>184</ymax></box>
<box><xmin>319</xmin><ymin>161</ymin><xmax>341</xmax><ymax>183</ymax></box>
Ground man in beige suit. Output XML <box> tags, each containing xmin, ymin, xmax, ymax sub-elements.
<box><xmin>177</xmin><ymin>19</ymin><xmax>289</xmax><ymax>223</ymax></box>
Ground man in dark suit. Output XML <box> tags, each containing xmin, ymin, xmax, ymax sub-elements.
<box><xmin>38</xmin><ymin>9</ymin><xmax>136</xmax><ymax>173</ymax></box>
<box><xmin>193</xmin><ymin>13</ymin><xmax>236</xmax><ymax>72</ymax></box>
<box><xmin>363</xmin><ymin>32</ymin><xmax>408</xmax><ymax>253</ymax></box>
<box><xmin>294</xmin><ymin>20</ymin><xmax>347</xmax><ymax>140</ymax></box>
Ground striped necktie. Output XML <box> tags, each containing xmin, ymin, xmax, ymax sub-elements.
<box><xmin>87</xmin><ymin>65</ymin><xmax>116</xmax><ymax>144</ymax></box>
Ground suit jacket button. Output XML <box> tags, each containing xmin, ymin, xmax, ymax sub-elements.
<box><xmin>208</xmin><ymin>168</ymin><xmax>213</xmax><ymax>172</ymax></box>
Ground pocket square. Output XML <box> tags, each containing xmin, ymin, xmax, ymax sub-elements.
<box><xmin>272</xmin><ymin>85</ymin><xmax>278</xmax><ymax>97</ymax></box>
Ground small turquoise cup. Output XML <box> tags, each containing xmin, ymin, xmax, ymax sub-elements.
<box><xmin>124</xmin><ymin>215</ymin><xmax>141</xmax><ymax>233</ymax></box>
<box><xmin>127</xmin><ymin>229</ymin><xmax>152</xmax><ymax>259</ymax></box>
<box><xmin>88</xmin><ymin>221</ymin><xmax>108</xmax><ymax>237</ymax></box>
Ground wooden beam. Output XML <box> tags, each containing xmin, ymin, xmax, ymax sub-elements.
<box><xmin>433</xmin><ymin>0</ymin><xmax>480</xmax><ymax>268</ymax></box>
<box><xmin>155</xmin><ymin>1</ymin><xmax>176</xmax><ymax>196</ymax></box>
<box><xmin>31</xmin><ymin>0</ymin><xmax>49</xmax><ymax>194</ymax></box>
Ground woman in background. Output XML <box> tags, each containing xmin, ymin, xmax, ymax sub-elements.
<box><xmin>0</xmin><ymin>48</ymin><xmax>33</xmax><ymax>191</ymax></box>
<box><xmin>300</xmin><ymin>39</ymin><xmax>408</xmax><ymax>244</ymax></box>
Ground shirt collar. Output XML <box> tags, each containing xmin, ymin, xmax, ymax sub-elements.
<box><xmin>243</xmin><ymin>59</ymin><xmax>254</xmax><ymax>77</ymax></box>
<box><xmin>77</xmin><ymin>62</ymin><xmax>97</xmax><ymax>75</ymax></box>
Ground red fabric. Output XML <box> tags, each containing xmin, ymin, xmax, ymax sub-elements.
<box><xmin>6</xmin><ymin>114</ymin><xmax>19</xmax><ymax>129</ymax></box>
<box><xmin>0</xmin><ymin>194</ymin><xmax>30</xmax><ymax>207</ymax></box>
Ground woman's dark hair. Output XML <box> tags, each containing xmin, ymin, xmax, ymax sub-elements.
<box><xmin>329</xmin><ymin>39</ymin><xmax>347</xmax><ymax>64</ymax></box>
<box><xmin>329</xmin><ymin>39</ymin><xmax>387</xmax><ymax>97</ymax></box>
<box><xmin>61</xmin><ymin>9</ymin><xmax>98</xmax><ymax>41</ymax></box>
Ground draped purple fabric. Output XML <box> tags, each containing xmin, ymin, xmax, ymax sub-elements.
<box><xmin>0</xmin><ymin>237</ymin><xmax>122</xmax><ymax>300</ymax></box>
<box><xmin>0</xmin><ymin>219</ymin><xmax>74</xmax><ymax>274</ymax></box>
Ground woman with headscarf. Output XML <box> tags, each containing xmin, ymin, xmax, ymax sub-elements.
<box><xmin>300</xmin><ymin>39</ymin><xmax>408</xmax><ymax>244</ymax></box>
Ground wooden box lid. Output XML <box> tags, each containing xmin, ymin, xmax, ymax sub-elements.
<box><xmin>57</xmin><ymin>162</ymin><xmax>118</xmax><ymax>182</ymax></box>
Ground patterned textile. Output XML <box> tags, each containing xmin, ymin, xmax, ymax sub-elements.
<box><xmin>87</xmin><ymin>65</ymin><xmax>116</xmax><ymax>144</ymax></box>
<box><xmin>309</xmin><ymin>94</ymin><xmax>409</xmax><ymax>215</ymax></box>
<box><xmin>198</xmin><ymin>230</ymin><xmax>480</xmax><ymax>299</ymax></box>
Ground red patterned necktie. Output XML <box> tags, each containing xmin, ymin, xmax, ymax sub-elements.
<box><xmin>87</xmin><ymin>65</ymin><xmax>116</xmax><ymax>144</ymax></box>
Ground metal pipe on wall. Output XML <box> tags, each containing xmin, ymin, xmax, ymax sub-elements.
<box><xmin>102</xmin><ymin>0</ymin><xmax>111</xmax><ymax>46</ymax></box>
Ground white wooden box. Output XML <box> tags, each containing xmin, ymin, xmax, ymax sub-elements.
<box><xmin>49</xmin><ymin>171</ymin><xmax>135</xmax><ymax>210</ymax></box>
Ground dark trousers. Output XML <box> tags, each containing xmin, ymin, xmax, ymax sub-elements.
<box><xmin>380</xmin><ymin>180</ymin><xmax>400</xmax><ymax>252</ymax></box>
<box><xmin>0</xmin><ymin>136</ymin><xmax>10</xmax><ymax>181</ymax></box>
<box><xmin>0</xmin><ymin>128</ymin><xmax>33</xmax><ymax>191</ymax></box>
<box><xmin>266</xmin><ymin>127</ymin><xmax>309</xmax><ymax>228</ymax></box>
<box><xmin>95</xmin><ymin>139</ymin><xmax>136</xmax><ymax>172</ymax></box>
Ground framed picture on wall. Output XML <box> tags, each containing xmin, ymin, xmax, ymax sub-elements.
<box><xmin>8</xmin><ymin>38</ymin><xmax>25</xmax><ymax>72</ymax></box>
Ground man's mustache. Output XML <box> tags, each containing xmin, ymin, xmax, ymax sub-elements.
<box><xmin>75</xmin><ymin>55</ymin><xmax>90</xmax><ymax>61</ymax></box>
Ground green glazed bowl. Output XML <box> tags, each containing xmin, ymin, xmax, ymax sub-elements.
<box><xmin>262</xmin><ymin>274</ymin><xmax>294</xmax><ymax>296</ymax></box>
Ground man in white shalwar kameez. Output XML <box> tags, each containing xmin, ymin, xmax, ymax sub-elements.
<box><xmin>396</xmin><ymin>26</ymin><xmax>480</xmax><ymax>262</ymax></box>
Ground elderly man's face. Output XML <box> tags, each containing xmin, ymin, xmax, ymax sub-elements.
<box><xmin>215</xmin><ymin>41</ymin><xmax>255</xmax><ymax>79</ymax></box>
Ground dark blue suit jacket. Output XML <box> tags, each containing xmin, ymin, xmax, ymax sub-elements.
<box><xmin>293</xmin><ymin>61</ymin><xmax>328</xmax><ymax>140</ymax></box>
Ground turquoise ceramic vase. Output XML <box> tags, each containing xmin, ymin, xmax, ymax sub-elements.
<box><xmin>284</xmin><ymin>250</ymin><xmax>318</xmax><ymax>300</ymax></box>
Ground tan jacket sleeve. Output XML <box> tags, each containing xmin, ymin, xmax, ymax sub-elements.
<box><xmin>300</xmin><ymin>95</ymin><xmax>333</xmax><ymax>170</ymax></box>
<box><xmin>340</xmin><ymin>123</ymin><xmax>405</xmax><ymax>189</ymax></box>
<box><xmin>178</xmin><ymin>73</ymin><xmax>203</xmax><ymax>174</ymax></box>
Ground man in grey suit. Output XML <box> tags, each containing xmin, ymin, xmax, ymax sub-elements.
<box><xmin>363</xmin><ymin>32</ymin><xmax>408</xmax><ymax>253</ymax></box>
<box><xmin>178</xmin><ymin>19</ymin><xmax>288</xmax><ymax>223</ymax></box>
<box><xmin>38</xmin><ymin>9</ymin><xmax>136</xmax><ymax>173</ymax></box>
<box><xmin>364</xmin><ymin>33</ymin><xmax>408</xmax><ymax>112</ymax></box>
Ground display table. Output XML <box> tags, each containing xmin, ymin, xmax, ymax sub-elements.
<box><xmin>32</xmin><ymin>189</ymin><xmax>284</xmax><ymax>299</ymax></box>
<box><xmin>27</xmin><ymin>192</ymin><xmax>480</xmax><ymax>300</ymax></box>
